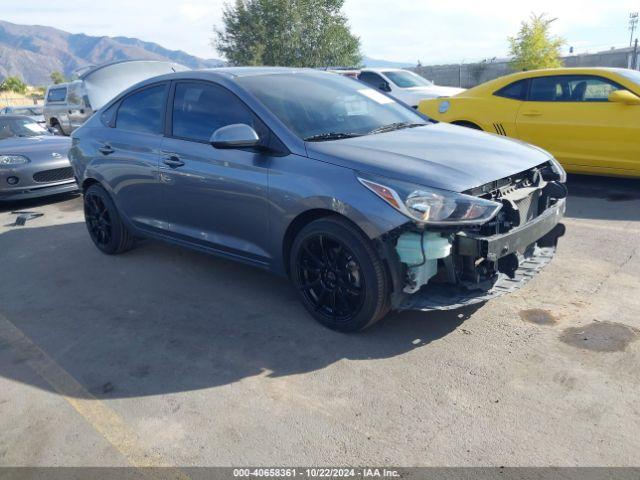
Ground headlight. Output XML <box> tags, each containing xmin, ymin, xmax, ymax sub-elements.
<box><xmin>358</xmin><ymin>175</ymin><xmax>502</xmax><ymax>226</ymax></box>
<box><xmin>548</xmin><ymin>157</ymin><xmax>567</xmax><ymax>183</ymax></box>
<box><xmin>0</xmin><ymin>155</ymin><xmax>29</xmax><ymax>166</ymax></box>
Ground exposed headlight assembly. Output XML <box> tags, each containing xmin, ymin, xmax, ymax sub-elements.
<box><xmin>548</xmin><ymin>157</ymin><xmax>567</xmax><ymax>183</ymax></box>
<box><xmin>0</xmin><ymin>155</ymin><xmax>29</xmax><ymax>166</ymax></box>
<box><xmin>358</xmin><ymin>174</ymin><xmax>502</xmax><ymax>226</ymax></box>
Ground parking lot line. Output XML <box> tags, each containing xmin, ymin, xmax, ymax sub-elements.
<box><xmin>0</xmin><ymin>313</ymin><xmax>190</xmax><ymax>479</ymax></box>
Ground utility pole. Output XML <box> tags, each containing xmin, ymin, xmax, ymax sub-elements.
<box><xmin>634</xmin><ymin>38</ymin><xmax>639</xmax><ymax>70</ymax></box>
<box><xmin>631</xmin><ymin>12</ymin><xmax>639</xmax><ymax>47</ymax></box>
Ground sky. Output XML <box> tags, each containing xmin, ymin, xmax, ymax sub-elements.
<box><xmin>2</xmin><ymin>0</ymin><xmax>638</xmax><ymax>64</ymax></box>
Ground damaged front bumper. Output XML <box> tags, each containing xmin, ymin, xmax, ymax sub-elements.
<box><xmin>399</xmin><ymin>245</ymin><xmax>557</xmax><ymax>311</ymax></box>
<box><xmin>456</xmin><ymin>198</ymin><xmax>566</xmax><ymax>262</ymax></box>
<box><xmin>394</xmin><ymin>198</ymin><xmax>566</xmax><ymax>312</ymax></box>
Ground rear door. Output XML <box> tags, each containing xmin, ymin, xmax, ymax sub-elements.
<box><xmin>516</xmin><ymin>74</ymin><xmax>638</xmax><ymax>174</ymax></box>
<box><xmin>158</xmin><ymin>80</ymin><xmax>272</xmax><ymax>264</ymax></box>
<box><xmin>66</xmin><ymin>83</ymin><xmax>88</xmax><ymax>131</ymax></box>
<box><xmin>95</xmin><ymin>82</ymin><xmax>169</xmax><ymax>231</ymax></box>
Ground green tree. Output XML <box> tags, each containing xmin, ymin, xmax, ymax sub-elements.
<box><xmin>0</xmin><ymin>76</ymin><xmax>28</xmax><ymax>94</ymax></box>
<box><xmin>50</xmin><ymin>71</ymin><xmax>66</xmax><ymax>84</ymax></box>
<box><xmin>214</xmin><ymin>0</ymin><xmax>362</xmax><ymax>67</ymax></box>
<box><xmin>508</xmin><ymin>13</ymin><xmax>565</xmax><ymax>71</ymax></box>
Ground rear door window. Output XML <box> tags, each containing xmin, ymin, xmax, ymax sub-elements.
<box><xmin>116</xmin><ymin>84</ymin><xmax>167</xmax><ymax>134</ymax></box>
<box><xmin>494</xmin><ymin>80</ymin><xmax>528</xmax><ymax>100</ymax></box>
<box><xmin>66</xmin><ymin>84</ymin><xmax>83</xmax><ymax>106</ymax></box>
<box><xmin>47</xmin><ymin>88</ymin><xmax>67</xmax><ymax>103</ymax></box>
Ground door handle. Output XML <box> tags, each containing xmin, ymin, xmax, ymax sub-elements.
<box><xmin>162</xmin><ymin>154</ymin><xmax>185</xmax><ymax>168</ymax></box>
<box><xmin>98</xmin><ymin>144</ymin><xmax>115</xmax><ymax>155</ymax></box>
<box><xmin>522</xmin><ymin>110</ymin><xmax>542</xmax><ymax>117</ymax></box>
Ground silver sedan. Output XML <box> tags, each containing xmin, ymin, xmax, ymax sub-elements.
<box><xmin>0</xmin><ymin>115</ymin><xmax>77</xmax><ymax>201</ymax></box>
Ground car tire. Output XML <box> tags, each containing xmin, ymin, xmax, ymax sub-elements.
<box><xmin>452</xmin><ymin>121</ymin><xmax>483</xmax><ymax>131</ymax></box>
<box><xmin>290</xmin><ymin>216</ymin><xmax>390</xmax><ymax>332</ymax></box>
<box><xmin>49</xmin><ymin>120</ymin><xmax>63</xmax><ymax>136</ymax></box>
<box><xmin>84</xmin><ymin>184</ymin><xmax>135</xmax><ymax>255</ymax></box>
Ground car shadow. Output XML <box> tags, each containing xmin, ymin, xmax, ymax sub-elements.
<box><xmin>565</xmin><ymin>174</ymin><xmax>640</xmax><ymax>222</ymax></box>
<box><xmin>0</xmin><ymin>192</ymin><xmax>81</xmax><ymax>214</ymax></box>
<box><xmin>0</xmin><ymin>221</ymin><xmax>479</xmax><ymax>399</ymax></box>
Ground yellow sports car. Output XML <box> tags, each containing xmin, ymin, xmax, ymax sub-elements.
<box><xmin>418</xmin><ymin>68</ymin><xmax>640</xmax><ymax>177</ymax></box>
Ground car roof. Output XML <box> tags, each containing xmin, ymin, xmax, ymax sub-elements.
<box><xmin>128</xmin><ymin>67</ymin><xmax>334</xmax><ymax>88</ymax></box>
<box><xmin>361</xmin><ymin>67</ymin><xmax>405</xmax><ymax>73</ymax></box>
<box><xmin>461</xmin><ymin>67</ymin><xmax>639</xmax><ymax>96</ymax></box>
<box><xmin>506</xmin><ymin>67</ymin><xmax>630</xmax><ymax>78</ymax></box>
<box><xmin>200</xmin><ymin>66</ymin><xmax>311</xmax><ymax>77</ymax></box>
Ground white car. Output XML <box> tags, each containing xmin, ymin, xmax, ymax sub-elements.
<box><xmin>357</xmin><ymin>68</ymin><xmax>464</xmax><ymax>108</ymax></box>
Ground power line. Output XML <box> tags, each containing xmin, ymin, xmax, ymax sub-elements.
<box><xmin>630</xmin><ymin>12</ymin><xmax>639</xmax><ymax>47</ymax></box>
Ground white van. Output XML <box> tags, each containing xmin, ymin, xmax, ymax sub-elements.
<box><xmin>44</xmin><ymin>60</ymin><xmax>188</xmax><ymax>135</ymax></box>
<box><xmin>43</xmin><ymin>81</ymin><xmax>91</xmax><ymax>135</ymax></box>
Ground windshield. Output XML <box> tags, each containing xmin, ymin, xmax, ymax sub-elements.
<box><xmin>9</xmin><ymin>107</ymin><xmax>43</xmax><ymax>116</ymax></box>
<box><xmin>237</xmin><ymin>72</ymin><xmax>427</xmax><ymax>140</ymax></box>
<box><xmin>0</xmin><ymin>117</ymin><xmax>50</xmax><ymax>140</ymax></box>
<box><xmin>383</xmin><ymin>70</ymin><xmax>434</xmax><ymax>88</ymax></box>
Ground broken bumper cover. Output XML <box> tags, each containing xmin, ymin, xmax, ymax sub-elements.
<box><xmin>399</xmin><ymin>199</ymin><xmax>566</xmax><ymax>312</ymax></box>
<box><xmin>399</xmin><ymin>246</ymin><xmax>556</xmax><ymax>311</ymax></box>
<box><xmin>457</xmin><ymin>199</ymin><xmax>566</xmax><ymax>261</ymax></box>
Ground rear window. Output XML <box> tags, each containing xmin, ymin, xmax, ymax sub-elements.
<box><xmin>47</xmin><ymin>88</ymin><xmax>67</xmax><ymax>103</ymax></box>
<box><xmin>67</xmin><ymin>84</ymin><xmax>83</xmax><ymax>106</ymax></box>
<box><xmin>116</xmin><ymin>84</ymin><xmax>167</xmax><ymax>134</ymax></box>
<box><xmin>495</xmin><ymin>80</ymin><xmax>528</xmax><ymax>100</ymax></box>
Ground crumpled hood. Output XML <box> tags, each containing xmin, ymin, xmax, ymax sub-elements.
<box><xmin>306</xmin><ymin>123</ymin><xmax>551</xmax><ymax>193</ymax></box>
<box><xmin>0</xmin><ymin>135</ymin><xmax>71</xmax><ymax>164</ymax></box>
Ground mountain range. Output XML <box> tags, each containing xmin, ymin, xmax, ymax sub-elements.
<box><xmin>0</xmin><ymin>20</ymin><xmax>224</xmax><ymax>85</ymax></box>
<box><xmin>0</xmin><ymin>19</ymin><xmax>413</xmax><ymax>86</ymax></box>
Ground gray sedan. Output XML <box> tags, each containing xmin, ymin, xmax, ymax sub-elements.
<box><xmin>0</xmin><ymin>105</ymin><xmax>46</xmax><ymax>127</ymax></box>
<box><xmin>69</xmin><ymin>68</ymin><xmax>566</xmax><ymax>331</ymax></box>
<box><xmin>0</xmin><ymin>116</ymin><xmax>77</xmax><ymax>201</ymax></box>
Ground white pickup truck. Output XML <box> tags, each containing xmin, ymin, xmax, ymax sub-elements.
<box><xmin>357</xmin><ymin>68</ymin><xmax>464</xmax><ymax>108</ymax></box>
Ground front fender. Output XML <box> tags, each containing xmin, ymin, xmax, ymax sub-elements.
<box><xmin>268</xmin><ymin>154</ymin><xmax>409</xmax><ymax>273</ymax></box>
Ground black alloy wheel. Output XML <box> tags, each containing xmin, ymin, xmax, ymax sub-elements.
<box><xmin>83</xmin><ymin>184</ymin><xmax>135</xmax><ymax>255</ymax></box>
<box><xmin>296</xmin><ymin>233</ymin><xmax>366</xmax><ymax>321</ymax></box>
<box><xmin>85</xmin><ymin>192</ymin><xmax>112</xmax><ymax>247</ymax></box>
<box><xmin>290</xmin><ymin>217</ymin><xmax>390</xmax><ymax>332</ymax></box>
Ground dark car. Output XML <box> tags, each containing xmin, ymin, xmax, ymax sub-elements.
<box><xmin>69</xmin><ymin>68</ymin><xmax>566</xmax><ymax>332</ymax></box>
<box><xmin>0</xmin><ymin>115</ymin><xmax>77</xmax><ymax>201</ymax></box>
<box><xmin>0</xmin><ymin>105</ymin><xmax>46</xmax><ymax>127</ymax></box>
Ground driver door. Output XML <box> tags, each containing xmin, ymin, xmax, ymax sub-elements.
<box><xmin>516</xmin><ymin>74</ymin><xmax>639</xmax><ymax>175</ymax></box>
<box><xmin>159</xmin><ymin>81</ymin><xmax>273</xmax><ymax>264</ymax></box>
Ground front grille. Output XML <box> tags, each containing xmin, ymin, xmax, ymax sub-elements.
<box><xmin>33</xmin><ymin>167</ymin><xmax>74</xmax><ymax>184</ymax></box>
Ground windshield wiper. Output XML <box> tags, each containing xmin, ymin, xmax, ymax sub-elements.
<box><xmin>304</xmin><ymin>132</ymin><xmax>363</xmax><ymax>142</ymax></box>
<box><xmin>368</xmin><ymin>122</ymin><xmax>426</xmax><ymax>135</ymax></box>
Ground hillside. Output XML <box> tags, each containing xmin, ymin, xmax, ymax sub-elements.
<box><xmin>0</xmin><ymin>20</ymin><xmax>224</xmax><ymax>85</ymax></box>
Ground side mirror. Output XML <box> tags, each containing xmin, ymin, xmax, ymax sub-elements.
<box><xmin>608</xmin><ymin>90</ymin><xmax>640</xmax><ymax>105</ymax></box>
<box><xmin>210</xmin><ymin>123</ymin><xmax>260</xmax><ymax>149</ymax></box>
<box><xmin>379</xmin><ymin>82</ymin><xmax>391</xmax><ymax>93</ymax></box>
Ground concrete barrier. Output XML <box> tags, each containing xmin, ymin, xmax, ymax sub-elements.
<box><xmin>413</xmin><ymin>47</ymin><xmax>639</xmax><ymax>88</ymax></box>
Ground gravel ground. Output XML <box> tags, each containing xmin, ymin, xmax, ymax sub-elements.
<box><xmin>0</xmin><ymin>174</ymin><xmax>639</xmax><ymax>467</ymax></box>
